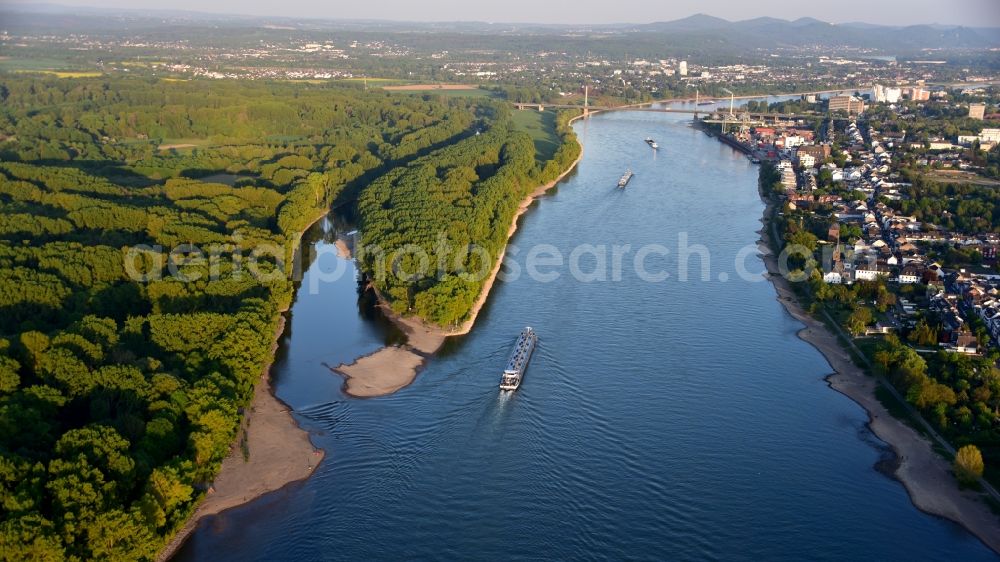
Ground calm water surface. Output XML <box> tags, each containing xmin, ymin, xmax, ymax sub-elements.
<box><xmin>176</xmin><ymin>102</ymin><xmax>996</xmax><ymax>560</ymax></box>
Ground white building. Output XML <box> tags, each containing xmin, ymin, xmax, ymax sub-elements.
<box><xmin>981</xmin><ymin>128</ymin><xmax>1000</xmax><ymax>143</ymax></box>
<box><xmin>824</xmin><ymin>271</ymin><xmax>844</xmax><ymax>284</ymax></box>
<box><xmin>777</xmin><ymin>159</ymin><xmax>796</xmax><ymax>189</ymax></box>
<box><xmin>855</xmin><ymin>267</ymin><xmax>890</xmax><ymax>281</ymax></box>
<box><xmin>873</xmin><ymin>84</ymin><xmax>902</xmax><ymax>104</ymax></box>
<box><xmin>927</xmin><ymin>141</ymin><xmax>958</xmax><ymax>151</ymax></box>
<box><xmin>783</xmin><ymin>135</ymin><xmax>806</xmax><ymax>148</ymax></box>
<box><xmin>797</xmin><ymin>153</ymin><xmax>816</xmax><ymax>168</ymax></box>
<box><xmin>679</xmin><ymin>61</ymin><xmax>688</xmax><ymax>76</ymax></box>
<box><xmin>885</xmin><ymin>87</ymin><xmax>902</xmax><ymax>103</ymax></box>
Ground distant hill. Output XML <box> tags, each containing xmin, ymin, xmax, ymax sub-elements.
<box><xmin>790</xmin><ymin>17</ymin><xmax>828</xmax><ymax>27</ymax></box>
<box><xmin>633</xmin><ymin>16</ymin><xmax>997</xmax><ymax>51</ymax></box>
<box><xmin>1</xmin><ymin>4</ymin><xmax>997</xmax><ymax>53</ymax></box>
<box><xmin>644</xmin><ymin>14</ymin><xmax>731</xmax><ymax>32</ymax></box>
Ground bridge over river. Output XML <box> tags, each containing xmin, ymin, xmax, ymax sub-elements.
<box><xmin>511</xmin><ymin>102</ymin><xmax>848</xmax><ymax>124</ymax></box>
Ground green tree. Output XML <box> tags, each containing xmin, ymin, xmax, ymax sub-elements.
<box><xmin>846</xmin><ymin>307</ymin><xmax>873</xmax><ymax>336</ymax></box>
<box><xmin>908</xmin><ymin>320</ymin><xmax>939</xmax><ymax>346</ymax></box>
<box><xmin>18</xmin><ymin>331</ymin><xmax>50</xmax><ymax>373</ymax></box>
<box><xmin>874</xmin><ymin>286</ymin><xmax>896</xmax><ymax>313</ymax></box>
<box><xmin>954</xmin><ymin>444</ymin><xmax>984</xmax><ymax>485</ymax></box>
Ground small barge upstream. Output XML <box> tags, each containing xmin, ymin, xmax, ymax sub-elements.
<box><xmin>617</xmin><ymin>169</ymin><xmax>634</xmax><ymax>188</ymax></box>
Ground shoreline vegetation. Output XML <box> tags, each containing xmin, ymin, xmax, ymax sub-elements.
<box><xmin>148</xmin><ymin>87</ymin><xmax>481</xmax><ymax>558</ymax></box>
<box><xmin>156</xmin><ymin>210</ymin><xmax>330</xmax><ymax>561</ymax></box>
<box><xmin>757</xmin><ymin>190</ymin><xmax>1000</xmax><ymax>552</ymax></box>
<box><xmin>333</xmin><ymin>110</ymin><xmax>586</xmax><ymax>397</ymax></box>
<box><xmin>156</xmin><ymin>341</ymin><xmax>321</xmax><ymax>561</ymax></box>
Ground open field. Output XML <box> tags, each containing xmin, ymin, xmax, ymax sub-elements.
<box><xmin>383</xmin><ymin>84</ymin><xmax>493</xmax><ymax>98</ymax></box>
<box><xmin>383</xmin><ymin>83</ymin><xmax>478</xmax><ymax>91</ymax></box>
<box><xmin>416</xmin><ymin>88</ymin><xmax>493</xmax><ymax>98</ymax></box>
<box><xmin>924</xmin><ymin>169</ymin><xmax>1000</xmax><ymax>186</ymax></box>
<box><xmin>157</xmin><ymin>138</ymin><xmax>212</xmax><ymax>150</ymax></box>
<box><xmin>14</xmin><ymin>70</ymin><xmax>103</xmax><ymax>78</ymax></box>
<box><xmin>341</xmin><ymin>77</ymin><xmax>398</xmax><ymax>82</ymax></box>
<box><xmin>511</xmin><ymin>109</ymin><xmax>560</xmax><ymax>164</ymax></box>
<box><xmin>198</xmin><ymin>173</ymin><xmax>251</xmax><ymax>186</ymax></box>
<box><xmin>337</xmin><ymin>77</ymin><xmax>410</xmax><ymax>86</ymax></box>
<box><xmin>0</xmin><ymin>57</ymin><xmax>70</xmax><ymax>71</ymax></box>
<box><xmin>118</xmin><ymin>60</ymin><xmax>173</xmax><ymax>68</ymax></box>
<box><xmin>0</xmin><ymin>58</ymin><xmax>101</xmax><ymax>78</ymax></box>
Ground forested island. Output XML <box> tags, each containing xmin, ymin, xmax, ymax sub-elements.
<box><xmin>0</xmin><ymin>75</ymin><xmax>547</xmax><ymax>558</ymax></box>
<box><xmin>358</xmin><ymin>107</ymin><xmax>580</xmax><ymax>326</ymax></box>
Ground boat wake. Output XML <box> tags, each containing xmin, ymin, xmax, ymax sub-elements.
<box><xmin>295</xmin><ymin>401</ymin><xmax>350</xmax><ymax>433</ymax></box>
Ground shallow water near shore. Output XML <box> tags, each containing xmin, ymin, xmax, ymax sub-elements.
<box><xmin>175</xmin><ymin>101</ymin><xmax>996</xmax><ymax>560</ymax></box>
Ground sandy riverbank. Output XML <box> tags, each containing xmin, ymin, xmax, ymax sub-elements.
<box><xmin>757</xmin><ymin>200</ymin><xmax>1000</xmax><ymax>553</ymax></box>
<box><xmin>157</xmin><ymin>317</ymin><xmax>324</xmax><ymax>561</ymax></box>
<box><xmin>332</xmin><ymin>118</ymin><xmax>586</xmax><ymax>398</ymax></box>
<box><xmin>158</xmin><ymin>214</ymin><xmax>331</xmax><ymax>561</ymax></box>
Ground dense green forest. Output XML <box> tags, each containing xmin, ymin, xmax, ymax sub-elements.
<box><xmin>357</xmin><ymin>106</ymin><xmax>580</xmax><ymax>326</ymax></box>
<box><xmin>0</xmin><ymin>75</ymin><xmax>481</xmax><ymax>559</ymax></box>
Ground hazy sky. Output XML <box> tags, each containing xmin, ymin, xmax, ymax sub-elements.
<box><xmin>10</xmin><ymin>0</ymin><xmax>1000</xmax><ymax>27</ymax></box>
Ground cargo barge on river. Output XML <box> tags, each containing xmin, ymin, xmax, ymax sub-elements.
<box><xmin>499</xmin><ymin>327</ymin><xmax>537</xmax><ymax>391</ymax></box>
<box><xmin>617</xmin><ymin>169</ymin><xmax>634</xmax><ymax>188</ymax></box>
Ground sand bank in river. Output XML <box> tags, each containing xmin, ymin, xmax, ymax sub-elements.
<box><xmin>758</xmin><ymin>202</ymin><xmax>1000</xmax><ymax>554</ymax></box>
<box><xmin>333</xmin><ymin>313</ymin><xmax>445</xmax><ymax>397</ymax></box>
<box><xmin>334</xmin><ymin>238</ymin><xmax>351</xmax><ymax>259</ymax></box>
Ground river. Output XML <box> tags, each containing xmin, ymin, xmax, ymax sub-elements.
<box><xmin>175</xmin><ymin>100</ymin><xmax>996</xmax><ymax>560</ymax></box>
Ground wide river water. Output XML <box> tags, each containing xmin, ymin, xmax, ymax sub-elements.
<box><xmin>176</xmin><ymin>100</ymin><xmax>996</xmax><ymax>560</ymax></box>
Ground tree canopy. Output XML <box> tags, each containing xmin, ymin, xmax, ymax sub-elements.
<box><xmin>0</xmin><ymin>75</ymin><xmax>480</xmax><ymax>559</ymax></box>
<box><xmin>357</xmin><ymin>104</ymin><xmax>579</xmax><ymax>326</ymax></box>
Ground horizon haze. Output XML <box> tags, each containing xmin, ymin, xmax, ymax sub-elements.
<box><xmin>3</xmin><ymin>0</ymin><xmax>999</xmax><ymax>28</ymax></box>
